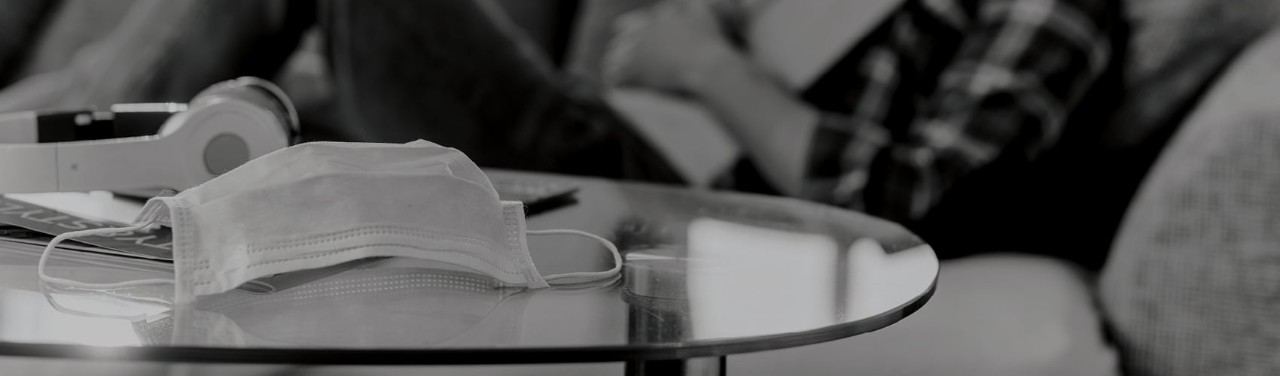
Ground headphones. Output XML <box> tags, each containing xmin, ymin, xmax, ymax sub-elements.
<box><xmin>0</xmin><ymin>77</ymin><xmax>298</xmax><ymax>195</ymax></box>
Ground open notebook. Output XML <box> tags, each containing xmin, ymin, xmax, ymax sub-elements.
<box><xmin>609</xmin><ymin>0</ymin><xmax>900</xmax><ymax>186</ymax></box>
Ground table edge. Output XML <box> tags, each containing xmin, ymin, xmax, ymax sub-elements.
<box><xmin>0</xmin><ymin>277</ymin><xmax>936</xmax><ymax>365</ymax></box>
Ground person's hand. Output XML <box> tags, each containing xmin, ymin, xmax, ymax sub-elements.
<box><xmin>602</xmin><ymin>0</ymin><xmax>746</xmax><ymax>94</ymax></box>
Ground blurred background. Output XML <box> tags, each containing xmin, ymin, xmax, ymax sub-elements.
<box><xmin>0</xmin><ymin>0</ymin><xmax>1278</xmax><ymax>375</ymax></box>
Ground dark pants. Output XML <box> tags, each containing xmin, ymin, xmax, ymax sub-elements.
<box><xmin>123</xmin><ymin>0</ymin><xmax>683</xmax><ymax>184</ymax></box>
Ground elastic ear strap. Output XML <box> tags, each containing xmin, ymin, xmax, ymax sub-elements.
<box><xmin>527</xmin><ymin>229</ymin><xmax>623</xmax><ymax>285</ymax></box>
<box><xmin>38</xmin><ymin>218</ymin><xmax>173</xmax><ymax>290</ymax></box>
<box><xmin>40</xmin><ymin>285</ymin><xmax>171</xmax><ymax>322</ymax></box>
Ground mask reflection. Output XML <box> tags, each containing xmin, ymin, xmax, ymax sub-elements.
<box><xmin>39</xmin><ymin>258</ymin><xmax>534</xmax><ymax>349</ymax></box>
<box><xmin>0</xmin><ymin>288</ymin><xmax>162</xmax><ymax>347</ymax></box>
<box><xmin>167</xmin><ymin>258</ymin><xmax>531</xmax><ymax>348</ymax></box>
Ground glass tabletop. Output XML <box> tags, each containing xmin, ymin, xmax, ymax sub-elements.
<box><xmin>0</xmin><ymin>171</ymin><xmax>938</xmax><ymax>365</ymax></box>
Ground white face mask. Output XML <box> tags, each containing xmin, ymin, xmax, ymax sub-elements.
<box><xmin>38</xmin><ymin>141</ymin><xmax>622</xmax><ymax>303</ymax></box>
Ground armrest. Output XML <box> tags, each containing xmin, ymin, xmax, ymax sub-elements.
<box><xmin>1100</xmin><ymin>28</ymin><xmax>1280</xmax><ymax>376</ymax></box>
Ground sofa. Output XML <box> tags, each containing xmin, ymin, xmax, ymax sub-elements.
<box><xmin>1</xmin><ymin>1</ymin><xmax>1276</xmax><ymax>375</ymax></box>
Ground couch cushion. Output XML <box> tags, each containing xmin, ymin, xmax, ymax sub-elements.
<box><xmin>1100</xmin><ymin>29</ymin><xmax>1280</xmax><ymax>376</ymax></box>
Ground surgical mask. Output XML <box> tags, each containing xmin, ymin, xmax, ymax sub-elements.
<box><xmin>38</xmin><ymin>140</ymin><xmax>622</xmax><ymax>304</ymax></box>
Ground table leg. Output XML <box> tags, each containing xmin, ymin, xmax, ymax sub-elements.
<box><xmin>625</xmin><ymin>356</ymin><xmax>725</xmax><ymax>376</ymax></box>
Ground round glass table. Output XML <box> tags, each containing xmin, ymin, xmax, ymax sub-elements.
<box><xmin>0</xmin><ymin>171</ymin><xmax>938</xmax><ymax>375</ymax></box>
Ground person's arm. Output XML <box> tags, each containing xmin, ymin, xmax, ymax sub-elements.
<box><xmin>606</xmin><ymin>0</ymin><xmax>1118</xmax><ymax>219</ymax></box>
<box><xmin>693</xmin><ymin>0</ymin><xmax>1120</xmax><ymax>220</ymax></box>
<box><xmin>682</xmin><ymin>48</ymin><xmax>818</xmax><ymax>196</ymax></box>
<box><xmin>603</xmin><ymin>0</ymin><xmax>893</xmax><ymax>201</ymax></box>
<box><xmin>604</xmin><ymin>1</ymin><xmax>827</xmax><ymax>196</ymax></box>
<box><xmin>0</xmin><ymin>0</ymin><xmax>311</xmax><ymax>112</ymax></box>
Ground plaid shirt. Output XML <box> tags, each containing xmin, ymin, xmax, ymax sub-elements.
<box><xmin>798</xmin><ymin>0</ymin><xmax>1119</xmax><ymax>223</ymax></box>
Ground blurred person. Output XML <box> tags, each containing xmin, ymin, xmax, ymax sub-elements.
<box><xmin>0</xmin><ymin>0</ymin><xmax>1126</xmax><ymax>264</ymax></box>
<box><xmin>0</xmin><ymin>0</ymin><xmax>685</xmax><ymax>183</ymax></box>
<box><xmin>0</xmin><ymin>0</ymin><xmax>59</xmax><ymax>87</ymax></box>
<box><xmin>604</xmin><ymin>0</ymin><xmax>1125</xmax><ymax>265</ymax></box>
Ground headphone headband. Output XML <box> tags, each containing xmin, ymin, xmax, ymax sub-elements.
<box><xmin>0</xmin><ymin>77</ymin><xmax>295</xmax><ymax>194</ymax></box>
<box><xmin>0</xmin><ymin>104</ymin><xmax>184</xmax><ymax>145</ymax></box>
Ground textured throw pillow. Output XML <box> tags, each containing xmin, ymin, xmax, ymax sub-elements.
<box><xmin>1099</xmin><ymin>29</ymin><xmax>1280</xmax><ymax>376</ymax></box>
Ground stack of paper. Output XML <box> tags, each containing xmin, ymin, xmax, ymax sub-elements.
<box><xmin>0</xmin><ymin>193</ymin><xmax>171</xmax><ymax>261</ymax></box>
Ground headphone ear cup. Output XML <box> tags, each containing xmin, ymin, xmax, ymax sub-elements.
<box><xmin>189</xmin><ymin>77</ymin><xmax>299</xmax><ymax>144</ymax></box>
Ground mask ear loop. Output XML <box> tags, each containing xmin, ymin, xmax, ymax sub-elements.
<box><xmin>40</xmin><ymin>283</ymin><xmax>171</xmax><ymax>321</ymax></box>
<box><xmin>38</xmin><ymin>218</ymin><xmax>175</xmax><ymax>290</ymax></box>
<box><xmin>526</xmin><ymin>229</ymin><xmax>623</xmax><ymax>285</ymax></box>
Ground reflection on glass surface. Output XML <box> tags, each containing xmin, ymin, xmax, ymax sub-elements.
<box><xmin>0</xmin><ymin>289</ymin><xmax>164</xmax><ymax>347</ymax></box>
<box><xmin>0</xmin><ymin>250</ymin><xmax>170</xmax><ymax>347</ymax></box>
<box><xmin>844</xmin><ymin>239</ymin><xmax>938</xmax><ymax>320</ymax></box>
<box><xmin>686</xmin><ymin>218</ymin><xmax>839</xmax><ymax>340</ymax></box>
<box><xmin>656</xmin><ymin>216</ymin><xmax>939</xmax><ymax>342</ymax></box>
<box><xmin>0</xmin><ymin>172</ymin><xmax>939</xmax><ymax>362</ymax></box>
<box><xmin>163</xmin><ymin>258</ymin><xmax>532</xmax><ymax>348</ymax></box>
